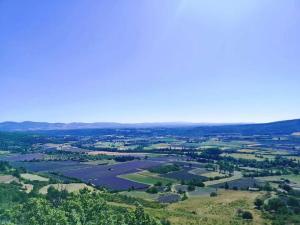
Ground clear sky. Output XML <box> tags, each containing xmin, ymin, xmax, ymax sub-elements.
<box><xmin>1</xmin><ymin>0</ymin><xmax>300</xmax><ymax>123</ymax></box>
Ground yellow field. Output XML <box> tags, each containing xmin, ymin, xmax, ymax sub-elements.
<box><xmin>204</xmin><ymin>171</ymin><xmax>243</xmax><ymax>186</ymax></box>
<box><xmin>221</xmin><ymin>153</ymin><xmax>275</xmax><ymax>161</ymax></box>
<box><xmin>21</xmin><ymin>173</ymin><xmax>49</xmax><ymax>182</ymax></box>
<box><xmin>87</xmin><ymin>151</ymin><xmax>147</xmax><ymax>156</ymax></box>
<box><xmin>201</xmin><ymin>171</ymin><xmax>226</xmax><ymax>178</ymax></box>
<box><xmin>39</xmin><ymin>183</ymin><xmax>94</xmax><ymax>194</ymax></box>
<box><xmin>145</xmin><ymin>190</ymin><xmax>269</xmax><ymax>225</ymax></box>
<box><xmin>81</xmin><ymin>159</ymin><xmax>116</xmax><ymax>165</ymax></box>
<box><xmin>22</xmin><ymin>183</ymin><xmax>33</xmax><ymax>193</ymax></box>
<box><xmin>0</xmin><ymin>174</ymin><xmax>33</xmax><ymax>193</ymax></box>
<box><xmin>0</xmin><ymin>150</ymin><xmax>9</xmax><ymax>155</ymax></box>
<box><xmin>0</xmin><ymin>175</ymin><xmax>17</xmax><ymax>183</ymax></box>
<box><xmin>237</xmin><ymin>149</ymin><xmax>257</xmax><ymax>153</ymax></box>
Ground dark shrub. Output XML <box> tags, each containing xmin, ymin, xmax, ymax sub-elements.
<box><xmin>146</xmin><ymin>186</ymin><xmax>158</xmax><ymax>194</ymax></box>
<box><xmin>254</xmin><ymin>198</ymin><xmax>263</xmax><ymax>209</ymax></box>
<box><xmin>210</xmin><ymin>192</ymin><xmax>217</xmax><ymax>197</ymax></box>
<box><xmin>242</xmin><ymin>211</ymin><xmax>253</xmax><ymax>220</ymax></box>
<box><xmin>187</xmin><ymin>185</ymin><xmax>195</xmax><ymax>191</ymax></box>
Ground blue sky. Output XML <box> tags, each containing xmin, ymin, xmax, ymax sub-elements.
<box><xmin>1</xmin><ymin>0</ymin><xmax>300</xmax><ymax>123</ymax></box>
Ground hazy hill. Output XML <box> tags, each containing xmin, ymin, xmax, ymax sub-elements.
<box><xmin>0</xmin><ymin>121</ymin><xmax>217</xmax><ymax>131</ymax></box>
<box><xmin>0</xmin><ymin>119</ymin><xmax>300</xmax><ymax>135</ymax></box>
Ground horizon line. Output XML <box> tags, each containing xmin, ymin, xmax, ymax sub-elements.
<box><xmin>1</xmin><ymin>118</ymin><xmax>300</xmax><ymax>125</ymax></box>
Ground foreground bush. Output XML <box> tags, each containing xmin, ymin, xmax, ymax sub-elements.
<box><xmin>2</xmin><ymin>190</ymin><xmax>162</xmax><ymax>225</ymax></box>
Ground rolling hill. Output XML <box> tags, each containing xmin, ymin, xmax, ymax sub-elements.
<box><xmin>0</xmin><ymin>119</ymin><xmax>300</xmax><ymax>135</ymax></box>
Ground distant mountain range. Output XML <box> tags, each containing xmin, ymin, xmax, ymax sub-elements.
<box><xmin>0</xmin><ymin>119</ymin><xmax>300</xmax><ymax>135</ymax></box>
<box><xmin>0</xmin><ymin>121</ymin><xmax>237</xmax><ymax>131</ymax></box>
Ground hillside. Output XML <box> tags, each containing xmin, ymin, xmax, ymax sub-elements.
<box><xmin>0</xmin><ymin>119</ymin><xmax>300</xmax><ymax>136</ymax></box>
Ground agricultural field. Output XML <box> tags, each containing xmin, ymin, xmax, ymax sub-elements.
<box><xmin>237</xmin><ymin>149</ymin><xmax>257</xmax><ymax>153</ymax></box>
<box><xmin>145</xmin><ymin>190</ymin><xmax>267</xmax><ymax>225</ymax></box>
<box><xmin>144</xmin><ymin>143</ymin><xmax>171</xmax><ymax>150</ymax></box>
<box><xmin>20</xmin><ymin>173</ymin><xmax>49</xmax><ymax>182</ymax></box>
<box><xmin>80</xmin><ymin>159</ymin><xmax>116</xmax><ymax>165</ymax></box>
<box><xmin>39</xmin><ymin>183</ymin><xmax>94</xmax><ymax>194</ymax></box>
<box><xmin>10</xmin><ymin>160</ymin><xmax>91</xmax><ymax>172</ymax></box>
<box><xmin>120</xmin><ymin>190</ymin><xmax>159</xmax><ymax>201</ymax></box>
<box><xmin>94</xmin><ymin>141</ymin><xmax>125</xmax><ymax>149</ymax></box>
<box><xmin>119</xmin><ymin>171</ymin><xmax>175</xmax><ymax>186</ymax></box>
<box><xmin>0</xmin><ymin>153</ymin><xmax>46</xmax><ymax>162</ymax></box>
<box><xmin>221</xmin><ymin>153</ymin><xmax>275</xmax><ymax>161</ymax></box>
<box><xmin>201</xmin><ymin>171</ymin><xmax>227</xmax><ymax>178</ymax></box>
<box><xmin>1</xmin><ymin>128</ymin><xmax>300</xmax><ymax>225</ymax></box>
<box><xmin>188</xmin><ymin>187</ymin><xmax>217</xmax><ymax>197</ymax></box>
<box><xmin>204</xmin><ymin>171</ymin><xmax>243</xmax><ymax>186</ymax></box>
<box><xmin>211</xmin><ymin>177</ymin><xmax>263</xmax><ymax>190</ymax></box>
<box><xmin>0</xmin><ymin>151</ymin><xmax>9</xmax><ymax>155</ymax></box>
<box><xmin>256</xmin><ymin>174</ymin><xmax>300</xmax><ymax>186</ymax></box>
<box><xmin>60</xmin><ymin>159</ymin><xmax>163</xmax><ymax>190</ymax></box>
<box><xmin>0</xmin><ymin>175</ymin><xmax>17</xmax><ymax>183</ymax></box>
<box><xmin>188</xmin><ymin>167</ymin><xmax>210</xmax><ymax>176</ymax></box>
<box><xmin>161</xmin><ymin>168</ymin><xmax>207</xmax><ymax>182</ymax></box>
<box><xmin>87</xmin><ymin>151</ymin><xmax>148</xmax><ymax>157</ymax></box>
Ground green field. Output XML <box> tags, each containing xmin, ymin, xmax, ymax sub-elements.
<box><xmin>120</xmin><ymin>191</ymin><xmax>159</xmax><ymax>201</ymax></box>
<box><xmin>119</xmin><ymin>171</ymin><xmax>175</xmax><ymax>185</ymax></box>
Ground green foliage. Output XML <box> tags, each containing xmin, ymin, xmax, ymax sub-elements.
<box><xmin>187</xmin><ymin>179</ymin><xmax>205</xmax><ymax>187</ymax></box>
<box><xmin>0</xmin><ymin>183</ymin><xmax>28</xmax><ymax>209</ymax></box>
<box><xmin>181</xmin><ymin>193</ymin><xmax>188</xmax><ymax>201</ymax></box>
<box><xmin>3</xmin><ymin>190</ymin><xmax>162</xmax><ymax>225</ymax></box>
<box><xmin>0</xmin><ymin>161</ymin><xmax>11</xmax><ymax>173</ymax></box>
<box><xmin>146</xmin><ymin>186</ymin><xmax>158</xmax><ymax>194</ymax></box>
<box><xmin>0</xmin><ymin>132</ymin><xmax>45</xmax><ymax>153</ymax></box>
<box><xmin>98</xmin><ymin>192</ymin><xmax>162</xmax><ymax>209</ymax></box>
<box><xmin>46</xmin><ymin>186</ymin><xmax>68</xmax><ymax>207</ymax></box>
<box><xmin>187</xmin><ymin>185</ymin><xmax>195</xmax><ymax>191</ymax></box>
<box><xmin>149</xmin><ymin>164</ymin><xmax>180</xmax><ymax>174</ymax></box>
<box><xmin>200</xmin><ymin>148</ymin><xmax>222</xmax><ymax>160</ymax></box>
<box><xmin>254</xmin><ymin>198</ymin><xmax>263</xmax><ymax>209</ymax></box>
<box><xmin>154</xmin><ymin>181</ymin><xmax>162</xmax><ymax>187</ymax></box>
<box><xmin>264</xmin><ymin>197</ymin><xmax>287</xmax><ymax>213</ymax></box>
<box><xmin>224</xmin><ymin>182</ymin><xmax>229</xmax><ymax>190</ymax></box>
<box><xmin>241</xmin><ymin>211</ymin><xmax>253</xmax><ymax>220</ymax></box>
<box><xmin>261</xmin><ymin>195</ymin><xmax>300</xmax><ymax>225</ymax></box>
<box><xmin>210</xmin><ymin>192</ymin><xmax>217</xmax><ymax>197</ymax></box>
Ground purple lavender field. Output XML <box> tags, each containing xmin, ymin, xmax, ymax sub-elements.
<box><xmin>62</xmin><ymin>160</ymin><xmax>163</xmax><ymax>190</ymax></box>
<box><xmin>1</xmin><ymin>153</ymin><xmax>46</xmax><ymax>162</ymax></box>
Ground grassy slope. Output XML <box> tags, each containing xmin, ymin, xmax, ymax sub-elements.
<box><xmin>146</xmin><ymin>190</ymin><xmax>269</xmax><ymax>225</ymax></box>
